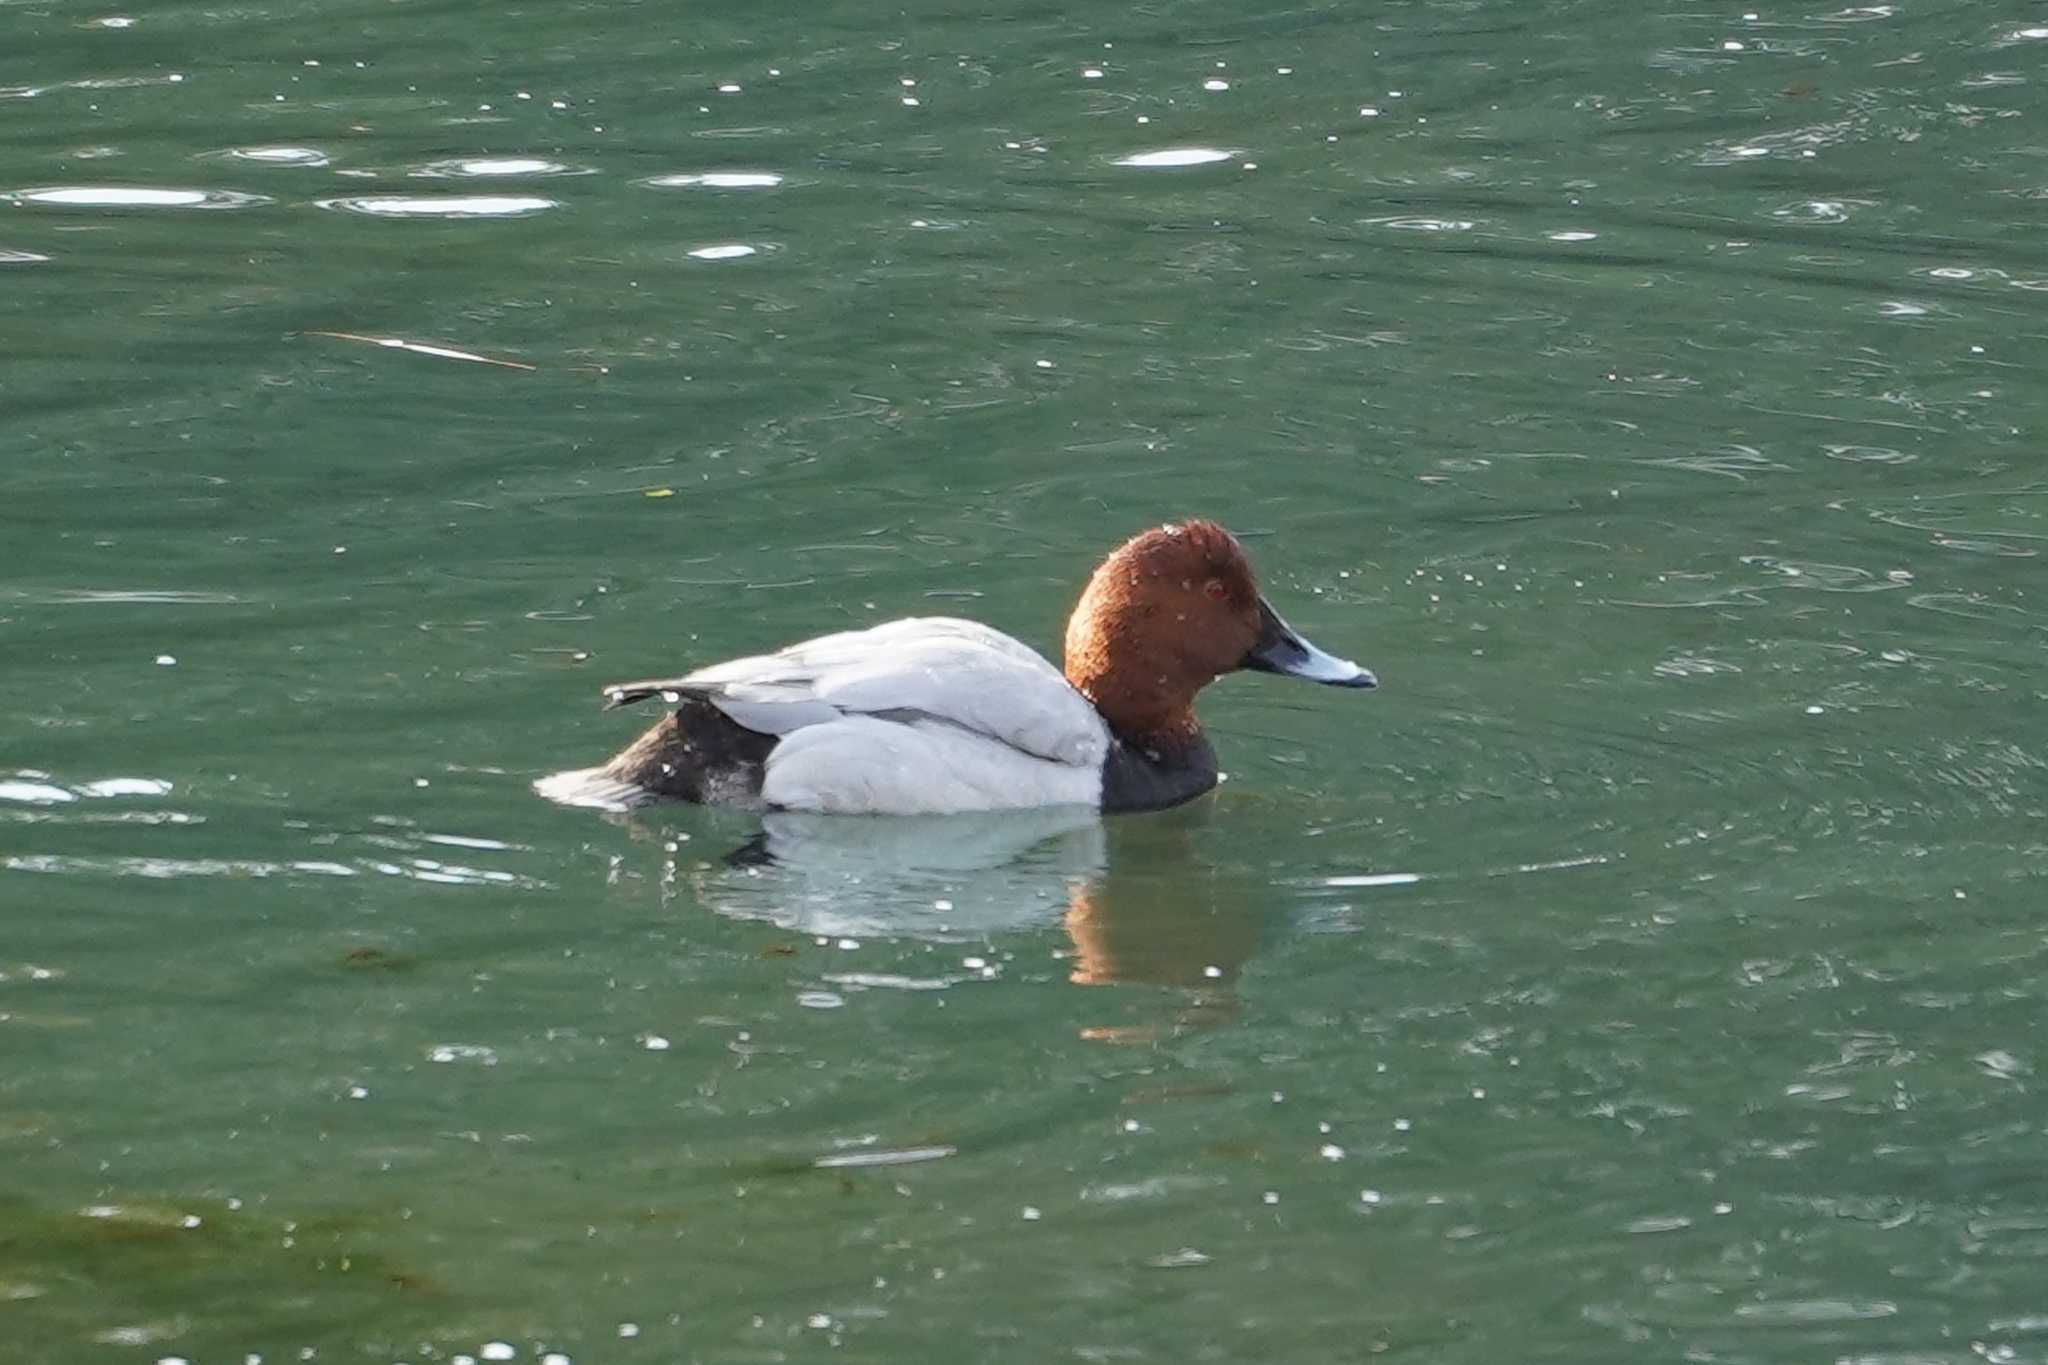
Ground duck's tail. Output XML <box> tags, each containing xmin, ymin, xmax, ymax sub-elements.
<box><xmin>602</xmin><ymin>679</ymin><xmax>693</xmax><ymax>709</ymax></box>
<box><xmin>531</xmin><ymin>765</ymin><xmax>652</xmax><ymax>811</ymax></box>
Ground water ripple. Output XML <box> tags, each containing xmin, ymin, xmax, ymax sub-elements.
<box><xmin>68</xmin><ymin>74</ymin><xmax>185</xmax><ymax>90</ymax></box>
<box><xmin>5</xmin><ymin>855</ymin><xmax>356</xmax><ymax>879</ymax></box>
<box><xmin>75</xmin><ymin>778</ymin><xmax>173</xmax><ymax>798</ymax></box>
<box><xmin>1772</xmin><ymin>199</ymin><xmax>1862</xmax><ymax>224</ymax></box>
<box><xmin>411</xmin><ymin>157</ymin><xmax>590</xmax><ymax>178</ymax></box>
<box><xmin>218</xmin><ymin>146</ymin><xmax>330</xmax><ymax>167</ymax></box>
<box><xmin>687</xmin><ymin>242</ymin><xmax>761</xmax><ymax>260</ymax></box>
<box><xmin>1114</xmin><ymin>147</ymin><xmax>1237</xmax><ymax>168</ymax></box>
<box><xmin>4</xmin><ymin>853</ymin><xmax>552</xmax><ymax>887</ymax></box>
<box><xmin>1</xmin><ymin>809</ymin><xmax>199</xmax><ymax>827</ymax></box>
<box><xmin>5</xmin><ymin>588</ymin><xmax>244</xmax><ymax>604</ymax></box>
<box><xmin>0</xmin><ymin>780</ymin><xmax>72</xmax><ymax>806</ymax></box>
<box><xmin>0</xmin><ymin>773</ymin><xmax>172</xmax><ymax>804</ymax></box>
<box><xmin>1365</xmin><ymin>215</ymin><xmax>1478</xmax><ymax>232</ymax></box>
<box><xmin>316</xmin><ymin>194</ymin><xmax>558</xmax><ymax>218</ymax></box>
<box><xmin>1740</xmin><ymin>556</ymin><xmax>1899</xmax><ymax>592</ymax></box>
<box><xmin>3</xmin><ymin>186</ymin><xmax>270</xmax><ymax>210</ymax></box>
<box><xmin>1823</xmin><ymin>444</ymin><xmax>1915</xmax><ymax>464</ymax></box>
<box><xmin>1696</xmin><ymin>120</ymin><xmax>1853</xmax><ymax>165</ymax></box>
<box><xmin>814</xmin><ymin>1145</ymin><xmax>956</xmax><ymax>1169</ymax></box>
<box><xmin>644</xmin><ymin>171</ymin><xmax>784</xmax><ymax>189</ymax></box>
<box><xmin>1732</xmin><ymin>1299</ymin><xmax>1897</xmax><ymax>1324</ymax></box>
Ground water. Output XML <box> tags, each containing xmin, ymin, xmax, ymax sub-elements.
<box><xmin>3</xmin><ymin>0</ymin><xmax>2045</xmax><ymax>1359</ymax></box>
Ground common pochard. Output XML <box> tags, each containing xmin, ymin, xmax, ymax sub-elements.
<box><xmin>535</xmin><ymin>520</ymin><xmax>1374</xmax><ymax>815</ymax></box>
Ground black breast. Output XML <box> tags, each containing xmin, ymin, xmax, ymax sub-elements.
<box><xmin>1099</xmin><ymin>731</ymin><xmax>1220</xmax><ymax>814</ymax></box>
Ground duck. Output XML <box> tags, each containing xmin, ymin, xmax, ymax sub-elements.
<box><xmin>533</xmin><ymin>520</ymin><xmax>1375</xmax><ymax>815</ymax></box>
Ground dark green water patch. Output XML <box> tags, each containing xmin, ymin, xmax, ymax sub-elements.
<box><xmin>0</xmin><ymin>1195</ymin><xmax>449</xmax><ymax>1359</ymax></box>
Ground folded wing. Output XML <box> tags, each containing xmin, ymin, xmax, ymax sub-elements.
<box><xmin>603</xmin><ymin>617</ymin><xmax>1109</xmax><ymax>769</ymax></box>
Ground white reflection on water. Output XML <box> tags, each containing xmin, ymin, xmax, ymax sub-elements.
<box><xmin>1696</xmin><ymin>120</ymin><xmax>1851</xmax><ymax>164</ymax></box>
<box><xmin>1</xmin><ymin>810</ymin><xmax>199</xmax><ymax>826</ymax></box>
<box><xmin>0</xmin><ymin>249</ymin><xmax>50</xmax><ymax>263</ymax></box>
<box><xmin>316</xmin><ymin>195</ymin><xmax>558</xmax><ymax>218</ymax></box>
<box><xmin>3</xmin><ymin>186</ymin><xmax>270</xmax><ymax>209</ymax></box>
<box><xmin>1772</xmin><ymin>198</ymin><xmax>1865</xmax><ymax>224</ymax></box>
<box><xmin>644</xmin><ymin>171</ymin><xmax>783</xmax><ymax>189</ymax></box>
<box><xmin>0</xmin><ymin>780</ymin><xmax>73</xmax><ymax>805</ymax></box>
<box><xmin>1</xmin><ymin>773</ymin><xmax>171</xmax><ymax>804</ymax></box>
<box><xmin>687</xmin><ymin>242</ymin><xmax>759</xmax><ymax>260</ymax></box>
<box><xmin>1364</xmin><ymin>215</ymin><xmax>1477</xmax><ymax>232</ymax></box>
<box><xmin>1114</xmin><ymin>147</ymin><xmax>1237</xmax><ymax>168</ymax></box>
<box><xmin>814</xmin><ymin>1145</ymin><xmax>956</xmax><ymax>1169</ymax></box>
<box><xmin>1823</xmin><ymin>444</ymin><xmax>1914</xmax><ymax>463</ymax></box>
<box><xmin>368</xmin><ymin>858</ymin><xmax>527</xmax><ymax>885</ymax></box>
<box><xmin>5</xmin><ymin>588</ymin><xmax>243</xmax><ymax>604</ymax></box>
<box><xmin>4</xmin><ymin>846</ymin><xmax>541</xmax><ymax>886</ymax></box>
<box><xmin>6</xmin><ymin>855</ymin><xmax>357</xmax><ymax>878</ymax></box>
<box><xmin>74</xmin><ymin>777</ymin><xmax>173</xmax><ymax>798</ymax></box>
<box><xmin>1322</xmin><ymin>872</ymin><xmax>1422</xmax><ymax>888</ymax></box>
<box><xmin>411</xmin><ymin>157</ymin><xmax>586</xmax><ymax>178</ymax></box>
<box><xmin>224</xmin><ymin>145</ymin><xmax>330</xmax><ymax>166</ymax></box>
<box><xmin>68</xmin><ymin>73</ymin><xmax>185</xmax><ymax>89</ymax></box>
<box><xmin>423</xmin><ymin>831</ymin><xmax>525</xmax><ymax>851</ymax></box>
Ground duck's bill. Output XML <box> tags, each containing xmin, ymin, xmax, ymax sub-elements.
<box><xmin>1244</xmin><ymin>596</ymin><xmax>1377</xmax><ymax>688</ymax></box>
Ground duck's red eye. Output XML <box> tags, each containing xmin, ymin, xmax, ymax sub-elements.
<box><xmin>1203</xmin><ymin>579</ymin><xmax>1230</xmax><ymax>602</ymax></box>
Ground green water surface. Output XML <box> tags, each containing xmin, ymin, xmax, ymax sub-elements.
<box><xmin>3</xmin><ymin>0</ymin><xmax>2045</xmax><ymax>1361</ymax></box>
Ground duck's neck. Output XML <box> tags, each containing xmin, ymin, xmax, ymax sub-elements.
<box><xmin>1064</xmin><ymin>568</ymin><xmax>1217</xmax><ymax>753</ymax></box>
<box><xmin>1064</xmin><ymin>644</ymin><xmax>1206</xmax><ymax>756</ymax></box>
<box><xmin>1086</xmin><ymin>695</ymin><xmax>1203</xmax><ymax>757</ymax></box>
<box><xmin>1098</xmin><ymin>725</ymin><xmax>1219</xmax><ymax>813</ymax></box>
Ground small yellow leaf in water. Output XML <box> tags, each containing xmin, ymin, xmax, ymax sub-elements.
<box><xmin>643</xmin><ymin>488</ymin><xmax>675</xmax><ymax>498</ymax></box>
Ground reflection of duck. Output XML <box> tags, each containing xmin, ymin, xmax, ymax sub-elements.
<box><xmin>689</xmin><ymin>807</ymin><xmax>1105</xmax><ymax>941</ymax></box>
<box><xmin>1063</xmin><ymin>812</ymin><xmax>1269</xmax><ymax>1040</ymax></box>
<box><xmin>538</xmin><ymin>521</ymin><xmax>1373</xmax><ymax>815</ymax></box>
<box><xmin>676</xmin><ymin>804</ymin><xmax>1268</xmax><ymax>1033</ymax></box>
<box><xmin>1065</xmin><ymin>823</ymin><xmax>1264</xmax><ymax>989</ymax></box>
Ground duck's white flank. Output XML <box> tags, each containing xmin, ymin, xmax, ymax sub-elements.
<box><xmin>761</xmin><ymin>715</ymin><xmax>1103</xmax><ymax>814</ymax></box>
